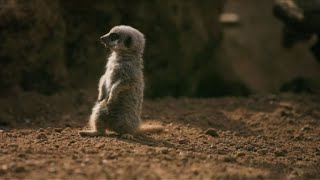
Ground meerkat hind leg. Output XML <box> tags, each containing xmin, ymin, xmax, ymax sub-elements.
<box><xmin>79</xmin><ymin>103</ymin><xmax>107</xmax><ymax>137</ymax></box>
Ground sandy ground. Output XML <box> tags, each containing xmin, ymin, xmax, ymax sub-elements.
<box><xmin>0</xmin><ymin>90</ymin><xmax>319</xmax><ymax>179</ymax></box>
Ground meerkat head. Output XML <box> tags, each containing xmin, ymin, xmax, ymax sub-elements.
<box><xmin>100</xmin><ymin>25</ymin><xmax>145</xmax><ymax>55</ymax></box>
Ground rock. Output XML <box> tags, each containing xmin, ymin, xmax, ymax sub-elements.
<box><xmin>278</xmin><ymin>102</ymin><xmax>294</xmax><ymax>110</ymax></box>
<box><xmin>38</xmin><ymin>128</ymin><xmax>45</xmax><ymax>132</ymax></box>
<box><xmin>205</xmin><ymin>128</ymin><xmax>219</xmax><ymax>137</ymax></box>
<box><xmin>36</xmin><ymin>133</ymin><xmax>48</xmax><ymax>141</ymax></box>
<box><xmin>106</xmin><ymin>154</ymin><xmax>117</xmax><ymax>160</ymax></box>
<box><xmin>274</xmin><ymin>149</ymin><xmax>287</xmax><ymax>157</ymax></box>
<box><xmin>0</xmin><ymin>165</ymin><xmax>8</xmax><ymax>175</ymax></box>
<box><xmin>293</xmin><ymin>134</ymin><xmax>304</xmax><ymax>141</ymax></box>
<box><xmin>95</xmin><ymin>143</ymin><xmax>105</xmax><ymax>149</ymax></box>
<box><xmin>163</xmin><ymin>155</ymin><xmax>174</xmax><ymax>161</ymax></box>
<box><xmin>210</xmin><ymin>145</ymin><xmax>217</xmax><ymax>149</ymax></box>
<box><xmin>0</xmin><ymin>130</ymin><xmax>3</xmax><ymax>133</ymax></box>
<box><xmin>280</xmin><ymin>109</ymin><xmax>293</xmax><ymax>117</ymax></box>
<box><xmin>156</xmin><ymin>147</ymin><xmax>169</xmax><ymax>154</ymax></box>
<box><xmin>25</xmin><ymin>147</ymin><xmax>33</xmax><ymax>153</ymax></box>
<box><xmin>223</xmin><ymin>155</ymin><xmax>237</xmax><ymax>163</ymax></box>
<box><xmin>217</xmin><ymin>149</ymin><xmax>228</xmax><ymax>155</ymax></box>
<box><xmin>68</xmin><ymin>140</ymin><xmax>76</xmax><ymax>145</ymax></box>
<box><xmin>20</xmin><ymin>130</ymin><xmax>31</xmax><ymax>135</ymax></box>
<box><xmin>301</xmin><ymin>125</ymin><xmax>312</xmax><ymax>131</ymax></box>
<box><xmin>14</xmin><ymin>166</ymin><xmax>26</xmax><ymax>173</ymax></box>
<box><xmin>48</xmin><ymin>167</ymin><xmax>56</xmax><ymax>173</ymax></box>
<box><xmin>63</xmin><ymin>127</ymin><xmax>71</xmax><ymax>132</ymax></box>
<box><xmin>178</xmin><ymin>151</ymin><xmax>190</xmax><ymax>160</ymax></box>
<box><xmin>7</xmin><ymin>144</ymin><xmax>19</xmax><ymax>151</ymax></box>
<box><xmin>18</xmin><ymin>153</ymin><xmax>26</xmax><ymax>158</ymax></box>
<box><xmin>178</xmin><ymin>139</ymin><xmax>188</xmax><ymax>144</ymax></box>
<box><xmin>236</xmin><ymin>151</ymin><xmax>246</xmax><ymax>157</ymax></box>
<box><xmin>245</xmin><ymin>145</ymin><xmax>255</xmax><ymax>151</ymax></box>
<box><xmin>257</xmin><ymin>149</ymin><xmax>268</xmax><ymax>155</ymax></box>
<box><xmin>235</xmin><ymin>145</ymin><xmax>244</xmax><ymax>150</ymax></box>
<box><xmin>54</xmin><ymin>128</ymin><xmax>63</xmax><ymax>133</ymax></box>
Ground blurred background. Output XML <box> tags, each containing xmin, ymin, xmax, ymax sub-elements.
<box><xmin>0</xmin><ymin>0</ymin><xmax>319</xmax><ymax>98</ymax></box>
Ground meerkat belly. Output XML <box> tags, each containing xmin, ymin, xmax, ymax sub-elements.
<box><xmin>104</xmin><ymin>67</ymin><xmax>115</xmax><ymax>94</ymax></box>
<box><xmin>106</xmin><ymin>88</ymin><xmax>142</xmax><ymax>133</ymax></box>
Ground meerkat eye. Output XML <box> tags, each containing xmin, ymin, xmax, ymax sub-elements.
<box><xmin>109</xmin><ymin>33</ymin><xmax>120</xmax><ymax>41</ymax></box>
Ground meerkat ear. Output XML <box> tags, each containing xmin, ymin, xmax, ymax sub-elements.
<box><xmin>124</xmin><ymin>36</ymin><xmax>132</xmax><ymax>48</ymax></box>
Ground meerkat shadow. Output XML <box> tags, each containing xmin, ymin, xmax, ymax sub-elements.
<box><xmin>79</xmin><ymin>130</ymin><xmax>175</xmax><ymax>148</ymax></box>
<box><xmin>121</xmin><ymin>134</ymin><xmax>176</xmax><ymax>148</ymax></box>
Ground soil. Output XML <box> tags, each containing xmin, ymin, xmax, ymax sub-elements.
<box><xmin>0</xmin><ymin>89</ymin><xmax>319</xmax><ymax>179</ymax></box>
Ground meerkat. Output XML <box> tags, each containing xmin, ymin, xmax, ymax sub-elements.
<box><xmin>79</xmin><ymin>25</ymin><xmax>162</xmax><ymax>138</ymax></box>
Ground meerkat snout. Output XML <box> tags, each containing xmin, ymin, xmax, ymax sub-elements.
<box><xmin>100</xmin><ymin>33</ymin><xmax>120</xmax><ymax>47</ymax></box>
<box><xmin>100</xmin><ymin>35</ymin><xmax>108</xmax><ymax>44</ymax></box>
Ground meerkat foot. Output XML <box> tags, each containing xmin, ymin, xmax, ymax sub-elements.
<box><xmin>79</xmin><ymin>130</ymin><xmax>104</xmax><ymax>137</ymax></box>
<box><xmin>120</xmin><ymin>133</ymin><xmax>134</xmax><ymax>140</ymax></box>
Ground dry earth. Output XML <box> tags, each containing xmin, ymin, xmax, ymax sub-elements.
<box><xmin>0</xmin><ymin>90</ymin><xmax>319</xmax><ymax>179</ymax></box>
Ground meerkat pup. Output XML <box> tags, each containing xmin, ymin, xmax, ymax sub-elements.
<box><xmin>79</xmin><ymin>25</ymin><xmax>161</xmax><ymax>137</ymax></box>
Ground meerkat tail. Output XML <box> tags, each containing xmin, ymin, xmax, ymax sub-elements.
<box><xmin>136</xmin><ymin>124</ymin><xmax>164</xmax><ymax>134</ymax></box>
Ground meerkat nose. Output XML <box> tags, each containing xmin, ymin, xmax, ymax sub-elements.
<box><xmin>100</xmin><ymin>35</ymin><xmax>108</xmax><ymax>44</ymax></box>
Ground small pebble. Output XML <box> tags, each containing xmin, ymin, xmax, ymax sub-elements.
<box><xmin>257</xmin><ymin>149</ymin><xmax>268</xmax><ymax>155</ymax></box>
<box><xmin>274</xmin><ymin>149</ymin><xmax>287</xmax><ymax>157</ymax></box>
<box><xmin>95</xmin><ymin>143</ymin><xmax>105</xmax><ymax>149</ymax></box>
<box><xmin>157</xmin><ymin>147</ymin><xmax>169</xmax><ymax>154</ymax></box>
<box><xmin>205</xmin><ymin>128</ymin><xmax>219</xmax><ymax>137</ymax></box>
<box><xmin>178</xmin><ymin>139</ymin><xmax>188</xmax><ymax>144</ymax></box>
<box><xmin>245</xmin><ymin>145</ymin><xmax>255</xmax><ymax>151</ymax></box>
<box><xmin>301</xmin><ymin>125</ymin><xmax>312</xmax><ymax>131</ymax></box>
<box><xmin>293</xmin><ymin>134</ymin><xmax>304</xmax><ymax>141</ymax></box>
<box><xmin>36</xmin><ymin>133</ymin><xmax>48</xmax><ymax>140</ymax></box>
<box><xmin>48</xmin><ymin>167</ymin><xmax>56</xmax><ymax>173</ymax></box>
<box><xmin>63</xmin><ymin>127</ymin><xmax>71</xmax><ymax>132</ymax></box>
<box><xmin>54</xmin><ymin>128</ymin><xmax>63</xmax><ymax>133</ymax></box>
<box><xmin>236</xmin><ymin>151</ymin><xmax>246</xmax><ymax>157</ymax></box>
<box><xmin>223</xmin><ymin>155</ymin><xmax>237</xmax><ymax>163</ymax></box>
<box><xmin>18</xmin><ymin>153</ymin><xmax>26</xmax><ymax>158</ymax></box>
<box><xmin>14</xmin><ymin>166</ymin><xmax>26</xmax><ymax>173</ymax></box>
<box><xmin>7</xmin><ymin>144</ymin><xmax>19</xmax><ymax>151</ymax></box>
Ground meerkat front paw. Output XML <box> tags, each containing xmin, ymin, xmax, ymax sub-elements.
<box><xmin>79</xmin><ymin>130</ymin><xmax>104</xmax><ymax>137</ymax></box>
<box><xmin>120</xmin><ymin>133</ymin><xmax>134</xmax><ymax>140</ymax></box>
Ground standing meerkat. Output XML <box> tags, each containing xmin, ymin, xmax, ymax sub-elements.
<box><xmin>79</xmin><ymin>25</ymin><xmax>162</xmax><ymax>137</ymax></box>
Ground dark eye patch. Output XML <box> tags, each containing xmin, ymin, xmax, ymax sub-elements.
<box><xmin>109</xmin><ymin>33</ymin><xmax>119</xmax><ymax>41</ymax></box>
<box><xmin>124</xmin><ymin>36</ymin><xmax>132</xmax><ymax>48</ymax></box>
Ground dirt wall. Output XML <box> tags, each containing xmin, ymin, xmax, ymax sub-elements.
<box><xmin>1</xmin><ymin>0</ymin><xmax>236</xmax><ymax>97</ymax></box>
